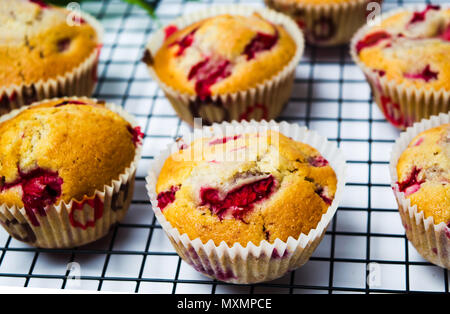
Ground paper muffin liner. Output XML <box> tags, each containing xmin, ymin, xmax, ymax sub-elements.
<box><xmin>351</xmin><ymin>5</ymin><xmax>450</xmax><ymax>130</ymax></box>
<box><xmin>144</xmin><ymin>5</ymin><xmax>305</xmax><ymax>126</ymax></box>
<box><xmin>0</xmin><ymin>97</ymin><xmax>142</xmax><ymax>248</ymax></box>
<box><xmin>146</xmin><ymin>120</ymin><xmax>346</xmax><ymax>284</ymax></box>
<box><xmin>389</xmin><ymin>112</ymin><xmax>450</xmax><ymax>269</ymax></box>
<box><xmin>0</xmin><ymin>11</ymin><xmax>104</xmax><ymax>116</ymax></box>
<box><xmin>265</xmin><ymin>0</ymin><xmax>381</xmax><ymax>46</ymax></box>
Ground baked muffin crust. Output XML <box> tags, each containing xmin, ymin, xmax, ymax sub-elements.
<box><xmin>0</xmin><ymin>0</ymin><xmax>99</xmax><ymax>87</ymax></box>
<box><xmin>0</xmin><ymin>98</ymin><xmax>142</xmax><ymax>224</ymax></box>
<box><xmin>356</xmin><ymin>5</ymin><xmax>450</xmax><ymax>92</ymax></box>
<box><xmin>156</xmin><ymin>131</ymin><xmax>337</xmax><ymax>246</ymax></box>
<box><xmin>151</xmin><ymin>13</ymin><xmax>297</xmax><ymax>99</ymax></box>
<box><xmin>396</xmin><ymin>124</ymin><xmax>450</xmax><ymax>225</ymax></box>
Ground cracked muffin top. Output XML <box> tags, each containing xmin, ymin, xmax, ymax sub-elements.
<box><xmin>0</xmin><ymin>0</ymin><xmax>99</xmax><ymax>87</ymax></box>
<box><xmin>156</xmin><ymin>130</ymin><xmax>337</xmax><ymax>246</ymax></box>
<box><xmin>355</xmin><ymin>5</ymin><xmax>450</xmax><ymax>92</ymax></box>
<box><xmin>0</xmin><ymin>98</ymin><xmax>143</xmax><ymax>225</ymax></box>
<box><xmin>147</xmin><ymin>13</ymin><xmax>297</xmax><ymax>100</ymax></box>
<box><xmin>396</xmin><ymin>124</ymin><xmax>450</xmax><ymax>225</ymax></box>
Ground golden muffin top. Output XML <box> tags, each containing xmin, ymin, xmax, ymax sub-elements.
<box><xmin>0</xmin><ymin>98</ymin><xmax>142</xmax><ymax>225</ymax></box>
<box><xmin>396</xmin><ymin>124</ymin><xmax>450</xmax><ymax>225</ymax></box>
<box><xmin>355</xmin><ymin>5</ymin><xmax>450</xmax><ymax>92</ymax></box>
<box><xmin>147</xmin><ymin>13</ymin><xmax>297</xmax><ymax>99</ymax></box>
<box><xmin>0</xmin><ymin>0</ymin><xmax>100</xmax><ymax>87</ymax></box>
<box><xmin>156</xmin><ymin>130</ymin><xmax>337</xmax><ymax>246</ymax></box>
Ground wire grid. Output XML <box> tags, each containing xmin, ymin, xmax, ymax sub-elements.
<box><xmin>0</xmin><ymin>0</ymin><xmax>448</xmax><ymax>294</ymax></box>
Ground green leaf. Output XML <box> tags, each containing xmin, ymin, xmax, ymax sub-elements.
<box><xmin>121</xmin><ymin>0</ymin><xmax>157</xmax><ymax>18</ymax></box>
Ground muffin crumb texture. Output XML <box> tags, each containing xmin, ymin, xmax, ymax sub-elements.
<box><xmin>397</xmin><ymin>123</ymin><xmax>450</xmax><ymax>225</ymax></box>
<box><xmin>156</xmin><ymin>131</ymin><xmax>337</xmax><ymax>246</ymax></box>
<box><xmin>0</xmin><ymin>98</ymin><xmax>141</xmax><ymax>228</ymax></box>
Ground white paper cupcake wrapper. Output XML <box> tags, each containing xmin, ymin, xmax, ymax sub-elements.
<box><xmin>144</xmin><ymin>5</ymin><xmax>304</xmax><ymax>126</ymax></box>
<box><xmin>389</xmin><ymin>112</ymin><xmax>450</xmax><ymax>269</ymax></box>
<box><xmin>265</xmin><ymin>0</ymin><xmax>379</xmax><ymax>46</ymax></box>
<box><xmin>351</xmin><ymin>5</ymin><xmax>450</xmax><ymax>130</ymax></box>
<box><xmin>0</xmin><ymin>11</ymin><xmax>104</xmax><ymax>115</ymax></box>
<box><xmin>0</xmin><ymin>97</ymin><xmax>142</xmax><ymax>248</ymax></box>
<box><xmin>146</xmin><ymin>120</ymin><xmax>347</xmax><ymax>283</ymax></box>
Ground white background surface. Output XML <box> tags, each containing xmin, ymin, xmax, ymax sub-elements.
<box><xmin>0</xmin><ymin>0</ymin><xmax>448</xmax><ymax>293</ymax></box>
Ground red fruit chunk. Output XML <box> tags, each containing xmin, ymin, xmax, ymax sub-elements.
<box><xmin>315</xmin><ymin>186</ymin><xmax>332</xmax><ymax>205</ymax></box>
<box><xmin>127</xmin><ymin>125</ymin><xmax>144</xmax><ymax>147</ymax></box>
<box><xmin>356</xmin><ymin>31</ymin><xmax>391</xmax><ymax>53</ymax></box>
<box><xmin>170</xmin><ymin>28</ymin><xmax>197</xmax><ymax>57</ymax></box>
<box><xmin>188</xmin><ymin>57</ymin><xmax>232</xmax><ymax>100</ymax></box>
<box><xmin>413</xmin><ymin>137</ymin><xmax>424</xmax><ymax>147</ymax></box>
<box><xmin>398</xmin><ymin>167</ymin><xmax>424</xmax><ymax>196</ymax></box>
<box><xmin>70</xmin><ymin>14</ymin><xmax>86</xmax><ymax>25</ymax></box>
<box><xmin>2</xmin><ymin>168</ymin><xmax>63</xmax><ymax>227</ymax></box>
<box><xmin>200</xmin><ymin>176</ymin><xmax>275</xmax><ymax>220</ymax></box>
<box><xmin>404</xmin><ymin>65</ymin><xmax>438</xmax><ymax>82</ymax></box>
<box><xmin>209</xmin><ymin>135</ymin><xmax>241</xmax><ymax>146</ymax></box>
<box><xmin>164</xmin><ymin>25</ymin><xmax>178</xmax><ymax>40</ymax></box>
<box><xmin>243</xmin><ymin>31</ymin><xmax>279</xmax><ymax>60</ymax></box>
<box><xmin>374</xmin><ymin>69</ymin><xmax>386</xmax><ymax>77</ymax></box>
<box><xmin>29</xmin><ymin>0</ymin><xmax>49</xmax><ymax>8</ymax></box>
<box><xmin>69</xmin><ymin>195</ymin><xmax>103</xmax><ymax>230</ymax></box>
<box><xmin>439</xmin><ymin>24</ymin><xmax>450</xmax><ymax>41</ymax></box>
<box><xmin>409</xmin><ymin>4</ymin><xmax>440</xmax><ymax>25</ymax></box>
<box><xmin>157</xmin><ymin>185</ymin><xmax>179</xmax><ymax>211</ymax></box>
<box><xmin>308</xmin><ymin>155</ymin><xmax>329</xmax><ymax>167</ymax></box>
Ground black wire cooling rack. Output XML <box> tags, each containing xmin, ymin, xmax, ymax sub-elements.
<box><xmin>0</xmin><ymin>0</ymin><xmax>448</xmax><ymax>294</ymax></box>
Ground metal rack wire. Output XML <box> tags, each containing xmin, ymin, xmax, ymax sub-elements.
<box><xmin>0</xmin><ymin>0</ymin><xmax>448</xmax><ymax>294</ymax></box>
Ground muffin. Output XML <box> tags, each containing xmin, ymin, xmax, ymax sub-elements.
<box><xmin>143</xmin><ymin>5</ymin><xmax>304</xmax><ymax>125</ymax></box>
<box><xmin>391</xmin><ymin>114</ymin><xmax>450</xmax><ymax>269</ymax></box>
<box><xmin>0</xmin><ymin>97</ymin><xmax>142</xmax><ymax>248</ymax></box>
<box><xmin>351</xmin><ymin>5</ymin><xmax>450</xmax><ymax>129</ymax></box>
<box><xmin>265</xmin><ymin>0</ymin><xmax>382</xmax><ymax>46</ymax></box>
<box><xmin>146</xmin><ymin>121</ymin><xmax>346</xmax><ymax>283</ymax></box>
<box><xmin>0</xmin><ymin>0</ymin><xmax>103</xmax><ymax>114</ymax></box>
